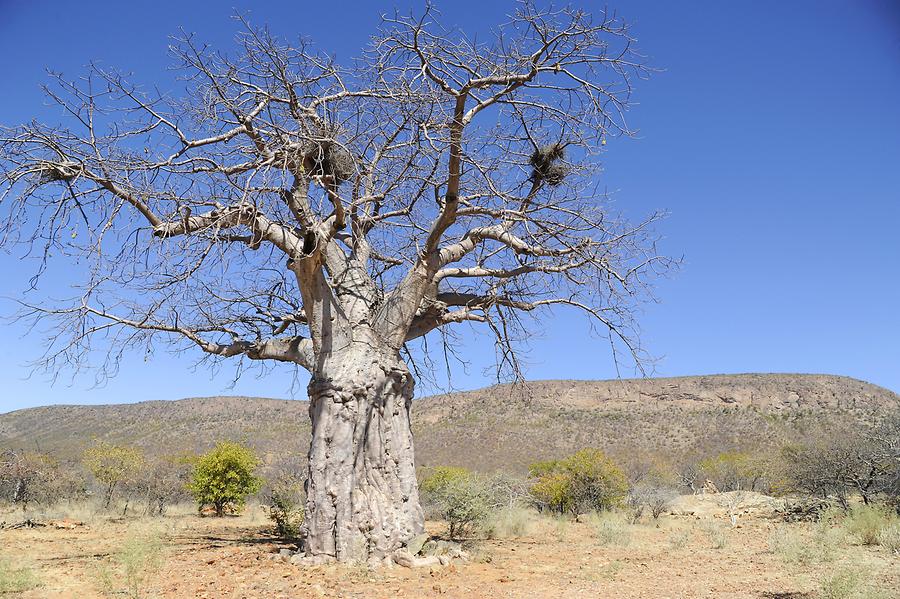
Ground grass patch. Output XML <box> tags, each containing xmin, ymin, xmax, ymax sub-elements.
<box><xmin>877</xmin><ymin>522</ymin><xmax>900</xmax><ymax>554</ymax></box>
<box><xmin>587</xmin><ymin>511</ymin><xmax>632</xmax><ymax>547</ymax></box>
<box><xmin>668</xmin><ymin>528</ymin><xmax>692</xmax><ymax>550</ymax></box>
<box><xmin>769</xmin><ymin>521</ymin><xmax>843</xmax><ymax>567</ymax></box>
<box><xmin>483</xmin><ymin>507</ymin><xmax>534</xmax><ymax>539</ymax></box>
<box><xmin>698</xmin><ymin>520</ymin><xmax>728</xmax><ymax>549</ymax></box>
<box><xmin>816</xmin><ymin>567</ymin><xmax>889</xmax><ymax>599</ymax></box>
<box><xmin>843</xmin><ymin>505</ymin><xmax>897</xmax><ymax>546</ymax></box>
<box><xmin>0</xmin><ymin>558</ymin><xmax>40</xmax><ymax>595</ymax></box>
<box><xmin>550</xmin><ymin>514</ymin><xmax>570</xmax><ymax>543</ymax></box>
<box><xmin>96</xmin><ymin>525</ymin><xmax>166</xmax><ymax>598</ymax></box>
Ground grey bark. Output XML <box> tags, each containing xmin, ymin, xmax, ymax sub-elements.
<box><xmin>303</xmin><ymin>340</ymin><xmax>423</xmax><ymax>562</ymax></box>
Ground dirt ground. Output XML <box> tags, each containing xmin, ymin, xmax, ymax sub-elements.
<box><xmin>2</xmin><ymin>495</ymin><xmax>898</xmax><ymax>599</ymax></box>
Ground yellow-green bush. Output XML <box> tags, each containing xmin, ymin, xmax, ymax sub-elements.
<box><xmin>188</xmin><ymin>441</ymin><xmax>262</xmax><ymax>516</ymax></box>
<box><xmin>529</xmin><ymin>448</ymin><xmax>628</xmax><ymax>515</ymax></box>
<box><xmin>83</xmin><ymin>440</ymin><xmax>144</xmax><ymax>509</ymax></box>
<box><xmin>697</xmin><ymin>451</ymin><xmax>769</xmax><ymax>493</ymax></box>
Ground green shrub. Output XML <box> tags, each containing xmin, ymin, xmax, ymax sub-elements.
<box><xmin>188</xmin><ymin>442</ymin><xmax>262</xmax><ymax>516</ymax></box>
<box><xmin>529</xmin><ymin>449</ymin><xmax>628</xmax><ymax>515</ymax></box>
<box><xmin>697</xmin><ymin>451</ymin><xmax>768</xmax><ymax>493</ymax></box>
<box><xmin>420</xmin><ymin>466</ymin><xmax>491</xmax><ymax>539</ymax></box>
<box><xmin>420</xmin><ymin>466</ymin><xmax>472</xmax><ymax>495</ymax></box>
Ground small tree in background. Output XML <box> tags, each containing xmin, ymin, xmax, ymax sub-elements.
<box><xmin>697</xmin><ymin>451</ymin><xmax>768</xmax><ymax>493</ymax></box>
<box><xmin>781</xmin><ymin>416</ymin><xmax>900</xmax><ymax>509</ymax></box>
<box><xmin>529</xmin><ymin>448</ymin><xmax>628</xmax><ymax>515</ymax></box>
<box><xmin>189</xmin><ymin>442</ymin><xmax>262</xmax><ymax>517</ymax></box>
<box><xmin>83</xmin><ymin>440</ymin><xmax>144</xmax><ymax>509</ymax></box>
<box><xmin>420</xmin><ymin>466</ymin><xmax>491</xmax><ymax>539</ymax></box>
<box><xmin>0</xmin><ymin>450</ymin><xmax>54</xmax><ymax>512</ymax></box>
<box><xmin>136</xmin><ymin>454</ymin><xmax>194</xmax><ymax>516</ymax></box>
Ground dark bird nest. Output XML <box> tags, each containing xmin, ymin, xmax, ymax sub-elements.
<box><xmin>529</xmin><ymin>143</ymin><xmax>569</xmax><ymax>186</ymax></box>
<box><xmin>302</xmin><ymin>139</ymin><xmax>355</xmax><ymax>184</ymax></box>
<box><xmin>37</xmin><ymin>161</ymin><xmax>81</xmax><ymax>184</ymax></box>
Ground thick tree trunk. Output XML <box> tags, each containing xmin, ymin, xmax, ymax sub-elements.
<box><xmin>302</xmin><ymin>345</ymin><xmax>424</xmax><ymax>564</ymax></box>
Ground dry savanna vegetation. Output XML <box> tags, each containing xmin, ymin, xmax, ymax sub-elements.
<box><xmin>0</xmin><ymin>1</ymin><xmax>898</xmax><ymax>597</ymax></box>
<box><xmin>2</xmin><ymin>376</ymin><xmax>900</xmax><ymax>598</ymax></box>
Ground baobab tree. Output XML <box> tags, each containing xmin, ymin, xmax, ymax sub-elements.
<box><xmin>0</xmin><ymin>4</ymin><xmax>670</xmax><ymax>563</ymax></box>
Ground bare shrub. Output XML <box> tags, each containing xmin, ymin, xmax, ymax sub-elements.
<box><xmin>782</xmin><ymin>413</ymin><xmax>900</xmax><ymax>509</ymax></box>
<box><xmin>627</xmin><ymin>483</ymin><xmax>677</xmax><ymax>523</ymax></box>
<box><xmin>0</xmin><ymin>450</ymin><xmax>57</xmax><ymax>512</ymax></box>
<box><xmin>131</xmin><ymin>454</ymin><xmax>193</xmax><ymax>516</ymax></box>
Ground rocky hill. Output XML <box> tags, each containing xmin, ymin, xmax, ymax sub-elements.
<box><xmin>1</xmin><ymin>374</ymin><xmax>896</xmax><ymax>472</ymax></box>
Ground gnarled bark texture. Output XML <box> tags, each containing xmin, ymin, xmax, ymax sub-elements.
<box><xmin>303</xmin><ymin>345</ymin><xmax>423</xmax><ymax>563</ymax></box>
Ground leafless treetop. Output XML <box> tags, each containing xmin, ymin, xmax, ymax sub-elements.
<box><xmin>0</xmin><ymin>2</ymin><xmax>672</xmax><ymax>387</ymax></box>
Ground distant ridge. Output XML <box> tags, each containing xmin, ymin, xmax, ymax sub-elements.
<box><xmin>1</xmin><ymin>374</ymin><xmax>896</xmax><ymax>472</ymax></box>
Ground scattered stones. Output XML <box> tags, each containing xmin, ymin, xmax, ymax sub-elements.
<box><xmin>392</xmin><ymin>550</ymin><xmax>441</xmax><ymax>568</ymax></box>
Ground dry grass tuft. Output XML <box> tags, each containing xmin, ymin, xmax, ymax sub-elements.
<box><xmin>588</xmin><ymin>511</ymin><xmax>632</xmax><ymax>547</ymax></box>
<box><xmin>96</xmin><ymin>524</ymin><xmax>166</xmax><ymax>598</ymax></box>
<box><xmin>843</xmin><ymin>505</ymin><xmax>898</xmax><ymax>546</ymax></box>
<box><xmin>698</xmin><ymin>520</ymin><xmax>728</xmax><ymax>549</ymax></box>
<box><xmin>0</xmin><ymin>558</ymin><xmax>40</xmax><ymax>594</ymax></box>
<box><xmin>483</xmin><ymin>507</ymin><xmax>534</xmax><ymax>539</ymax></box>
<box><xmin>876</xmin><ymin>522</ymin><xmax>900</xmax><ymax>554</ymax></box>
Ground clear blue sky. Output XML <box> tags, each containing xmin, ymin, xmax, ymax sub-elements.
<box><xmin>1</xmin><ymin>0</ymin><xmax>898</xmax><ymax>412</ymax></box>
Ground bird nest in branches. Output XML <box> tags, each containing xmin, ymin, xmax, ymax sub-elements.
<box><xmin>300</xmin><ymin>139</ymin><xmax>356</xmax><ymax>184</ymax></box>
<box><xmin>529</xmin><ymin>143</ymin><xmax>569</xmax><ymax>186</ymax></box>
<box><xmin>36</xmin><ymin>161</ymin><xmax>81</xmax><ymax>184</ymax></box>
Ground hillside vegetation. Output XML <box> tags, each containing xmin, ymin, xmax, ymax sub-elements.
<box><xmin>1</xmin><ymin>374</ymin><xmax>896</xmax><ymax>472</ymax></box>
